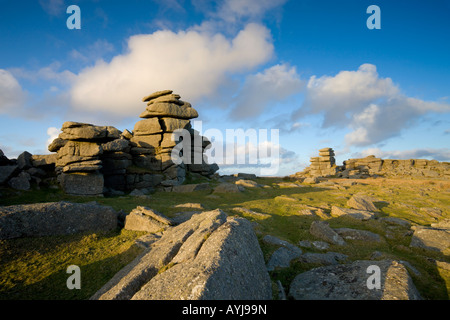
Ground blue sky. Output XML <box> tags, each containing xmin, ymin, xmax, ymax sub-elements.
<box><xmin>0</xmin><ymin>0</ymin><xmax>449</xmax><ymax>176</ymax></box>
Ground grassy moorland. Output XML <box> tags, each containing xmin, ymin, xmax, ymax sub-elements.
<box><xmin>0</xmin><ymin>176</ymin><xmax>449</xmax><ymax>300</ymax></box>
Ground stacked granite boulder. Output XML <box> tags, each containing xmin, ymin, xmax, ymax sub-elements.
<box><xmin>47</xmin><ymin>90</ymin><xmax>219</xmax><ymax>195</ymax></box>
<box><xmin>49</xmin><ymin>122</ymin><xmax>126</xmax><ymax>196</ymax></box>
<box><xmin>131</xmin><ymin>90</ymin><xmax>218</xmax><ymax>187</ymax></box>
<box><xmin>308</xmin><ymin>148</ymin><xmax>338</xmax><ymax>177</ymax></box>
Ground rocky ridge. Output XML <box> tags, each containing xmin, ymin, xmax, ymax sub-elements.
<box><xmin>293</xmin><ymin>149</ymin><xmax>450</xmax><ymax>180</ymax></box>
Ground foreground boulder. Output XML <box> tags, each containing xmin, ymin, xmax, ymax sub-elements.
<box><xmin>124</xmin><ymin>206</ymin><xmax>174</xmax><ymax>233</ymax></box>
<box><xmin>331</xmin><ymin>206</ymin><xmax>378</xmax><ymax>220</ymax></box>
<box><xmin>289</xmin><ymin>260</ymin><xmax>421</xmax><ymax>300</ymax></box>
<box><xmin>310</xmin><ymin>221</ymin><xmax>346</xmax><ymax>246</ymax></box>
<box><xmin>0</xmin><ymin>201</ymin><xmax>118</xmax><ymax>239</ymax></box>
<box><xmin>91</xmin><ymin>210</ymin><xmax>272</xmax><ymax>300</ymax></box>
<box><xmin>410</xmin><ymin>220</ymin><xmax>450</xmax><ymax>253</ymax></box>
<box><xmin>347</xmin><ymin>194</ymin><xmax>379</xmax><ymax>212</ymax></box>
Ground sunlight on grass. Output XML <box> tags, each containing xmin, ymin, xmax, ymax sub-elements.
<box><xmin>0</xmin><ymin>176</ymin><xmax>449</xmax><ymax>299</ymax></box>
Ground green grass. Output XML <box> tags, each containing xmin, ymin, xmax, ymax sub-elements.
<box><xmin>0</xmin><ymin>176</ymin><xmax>449</xmax><ymax>299</ymax></box>
<box><xmin>0</xmin><ymin>228</ymin><xmax>145</xmax><ymax>300</ymax></box>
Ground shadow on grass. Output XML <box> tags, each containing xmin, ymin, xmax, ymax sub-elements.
<box><xmin>0</xmin><ymin>243</ymin><xmax>142</xmax><ymax>300</ymax></box>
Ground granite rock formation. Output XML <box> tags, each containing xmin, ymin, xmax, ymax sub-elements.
<box><xmin>291</xmin><ymin>149</ymin><xmax>450</xmax><ymax>180</ymax></box>
<box><xmin>91</xmin><ymin>210</ymin><xmax>272</xmax><ymax>300</ymax></box>
<box><xmin>44</xmin><ymin>90</ymin><xmax>219</xmax><ymax>195</ymax></box>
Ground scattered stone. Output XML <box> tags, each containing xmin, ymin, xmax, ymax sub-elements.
<box><xmin>334</xmin><ymin>228</ymin><xmax>382</xmax><ymax>242</ymax></box>
<box><xmin>289</xmin><ymin>260</ymin><xmax>421</xmax><ymax>300</ymax></box>
<box><xmin>297</xmin><ymin>252</ymin><xmax>348</xmax><ymax>265</ymax></box>
<box><xmin>0</xmin><ymin>201</ymin><xmax>118</xmax><ymax>239</ymax></box>
<box><xmin>171</xmin><ymin>183</ymin><xmax>211</xmax><ymax>193</ymax></box>
<box><xmin>134</xmin><ymin>206</ymin><xmax>174</xmax><ymax>225</ymax></box>
<box><xmin>347</xmin><ymin>194</ymin><xmax>379</xmax><ymax>212</ymax></box>
<box><xmin>431</xmin><ymin>219</ymin><xmax>450</xmax><ymax>229</ymax></box>
<box><xmin>263</xmin><ymin>235</ymin><xmax>302</xmax><ymax>271</ymax></box>
<box><xmin>410</xmin><ymin>225</ymin><xmax>450</xmax><ymax>253</ymax></box>
<box><xmin>311</xmin><ymin>241</ymin><xmax>330</xmax><ymax>250</ymax></box>
<box><xmin>380</xmin><ymin>217</ymin><xmax>412</xmax><ymax>228</ymax></box>
<box><xmin>233</xmin><ymin>207</ymin><xmax>270</xmax><ymax>219</ymax></box>
<box><xmin>213</xmin><ymin>182</ymin><xmax>243</xmax><ymax>193</ymax></box>
<box><xmin>124</xmin><ymin>207</ymin><xmax>173</xmax><ymax>233</ymax></box>
<box><xmin>297</xmin><ymin>209</ymin><xmax>315</xmax><ymax>216</ymax></box>
<box><xmin>173</xmin><ymin>203</ymin><xmax>205</xmax><ymax>210</ymax></box>
<box><xmin>331</xmin><ymin>206</ymin><xmax>378</xmax><ymax>221</ymax></box>
<box><xmin>298</xmin><ymin>240</ymin><xmax>312</xmax><ymax>248</ymax></box>
<box><xmin>237</xmin><ymin>173</ymin><xmax>257</xmax><ymax>179</ymax></box>
<box><xmin>310</xmin><ymin>221</ymin><xmax>346</xmax><ymax>246</ymax></box>
<box><xmin>235</xmin><ymin>179</ymin><xmax>260</xmax><ymax>188</ymax></box>
<box><xmin>266</xmin><ymin>246</ymin><xmax>302</xmax><ymax>271</ymax></box>
<box><xmin>277</xmin><ymin>182</ymin><xmax>302</xmax><ymax>188</ymax></box>
<box><xmin>262</xmin><ymin>235</ymin><xmax>299</xmax><ymax>252</ymax></box>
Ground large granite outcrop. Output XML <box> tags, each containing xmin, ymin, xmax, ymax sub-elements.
<box><xmin>91</xmin><ymin>209</ymin><xmax>272</xmax><ymax>300</ymax></box>
<box><xmin>0</xmin><ymin>201</ymin><xmax>118</xmax><ymax>239</ymax></box>
<box><xmin>43</xmin><ymin>90</ymin><xmax>219</xmax><ymax>195</ymax></box>
<box><xmin>289</xmin><ymin>260</ymin><xmax>421</xmax><ymax>300</ymax></box>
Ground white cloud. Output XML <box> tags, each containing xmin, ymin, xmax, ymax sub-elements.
<box><xmin>0</xmin><ymin>69</ymin><xmax>27</xmax><ymax>114</ymax></box>
<box><xmin>300</xmin><ymin>64</ymin><xmax>399</xmax><ymax>127</ymax></box>
<box><xmin>39</xmin><ymin>0</ymin><xmax>64</xmax><ymax>16</ymax></box>
<box><xmin>69</xmin><ymin>40</ymin><xmax>115</xmax><ymax>64</ymax></box>
<box><xmin>295</xmin><ymin>64</ymin><xmax>450</xmax><ymax>147</ymax></box>
<box><xmin>10</xmin><ymin>62</ymin><xmax>76</xmax><ymax>86</ymax></box>
<box><xmin>69</xmin><ymin>23</ymin><xmax>274</xmax><ymax>118</ymax></box>
<box><xmin>356</xmin><ymin>147</ymin><xmax>450</xmax><ymax>162</ymax></box>
<box><xmin>46</xmin><ymin>127</ymin><xmax>61</xmax><ymax>149</ymax></box>
<box><xmin>214</xmin><ymin>139</ymin><xmax>298</xmax><ymax>176</ymax></box>
<box><xmin>230</xmin><ymin>64</ymin><xmax>304</xmax><ymax>120</ymax></box>
<box><xmin>214</xmin><ymin>0</ymin><xmax>288</xmax><ymax>23</ymax></box>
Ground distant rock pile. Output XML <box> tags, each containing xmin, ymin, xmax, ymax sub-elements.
<box><xmin>45</xmin><ymin>90</ymin><xmax>219</xmax><ymax>195</ymax></box>
<box><xmin>340</xmin><ymin>155</ymin><xmax>450</xmax><ymax>179</ymax></box>
<box><xmin>291</xmin><ymin>149</ymin><xmax>450</xmax><ymax>180</ymax></box>
<box><xmin>308</xmin><ymin>148</ymin><xmax>337</xmax><ymax>177</ymax></box>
